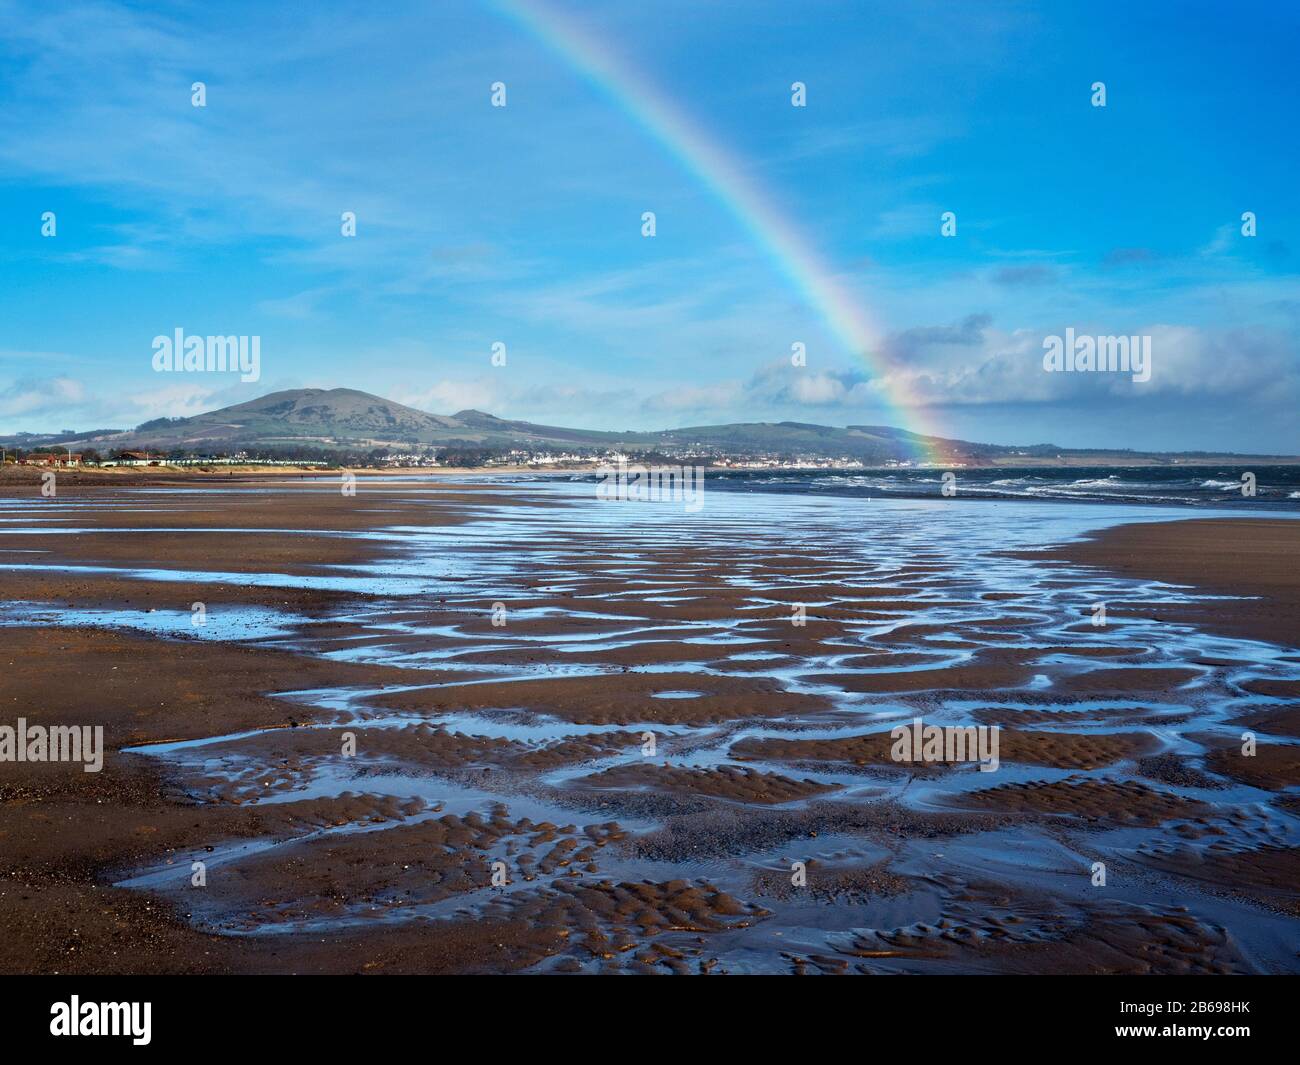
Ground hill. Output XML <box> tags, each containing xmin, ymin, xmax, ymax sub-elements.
<box><xmin>4</xmin><ymin>388</ymin><xmax>1294</xmax><ymax>466</ymax></box>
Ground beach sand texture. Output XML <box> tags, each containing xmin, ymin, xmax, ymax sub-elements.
<box><xmin>0</xmin><ymin>478</ymin><xmax>1296</xmax><ymax>974</ymax></box>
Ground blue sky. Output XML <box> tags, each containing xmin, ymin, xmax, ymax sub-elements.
<box><xmin>1</xmin><ymin>0</ymin><xmax>1297</xmax><ymax>451</ymax></box>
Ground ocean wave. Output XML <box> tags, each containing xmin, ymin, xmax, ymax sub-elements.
<box><xmin>614</xmin><ymin>464</ymin><xmax>1300</xmax><ymax>510</ymax></box>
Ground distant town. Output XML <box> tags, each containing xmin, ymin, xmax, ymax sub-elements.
<box><xmin>1</xmin><ymin>443</ymin><xmax>956</xmax><ymax>472</ymax></box>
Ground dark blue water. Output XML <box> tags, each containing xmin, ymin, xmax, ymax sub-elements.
<box><xmin>551</xmin><ymin>464</ymin><xmax>1300</xmax><ymax>509</ymax></box>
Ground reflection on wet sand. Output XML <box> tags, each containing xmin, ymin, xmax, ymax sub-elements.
<box><xmin>1</xmin><ymin>479</ymin><xmax>1297</xmax><ymax>973</ymax></box>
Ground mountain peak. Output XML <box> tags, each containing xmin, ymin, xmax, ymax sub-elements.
<box><xmin>25</xmin><ymin>385</ymin><xmax>1215</xmax><ymax>465</ymax></box>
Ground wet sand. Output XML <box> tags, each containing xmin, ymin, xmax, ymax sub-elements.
<box><xmin>1043</xmin><ymin>518</ymin><xmax>1300</xmax><ymax>645</ymax></box>
<box><xmin>0</xmin><ymin>482</ymin><xmax>1297</xmax><ymax>974</ymax></box>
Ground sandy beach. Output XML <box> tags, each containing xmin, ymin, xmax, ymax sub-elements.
<box><xmin>1</xmin><ymin>478</ymin><xmax>1296</xmax><ymax>974</ymax></box>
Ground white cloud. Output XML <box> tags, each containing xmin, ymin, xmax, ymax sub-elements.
<box><xmin>0</xmin><ymin>376</ymin><xmax>87</xmax><ymax>418</ymax></box>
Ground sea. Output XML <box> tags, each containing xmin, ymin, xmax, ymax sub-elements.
<box><xmin>547</xmin><ymin>463</ymin><xmax>1300</xmax><ymax>510</ymax></box>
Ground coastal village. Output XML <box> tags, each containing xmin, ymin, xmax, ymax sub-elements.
<box><xmin>2</xmin><ymin>445</ymin><xmax>939</xmax><ymax>471</ymax></box>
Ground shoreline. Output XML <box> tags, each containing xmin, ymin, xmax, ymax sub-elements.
<box><xmin>5</xmin><ymin>465</ymin><xmax>1299</xmax><ymax>517</ymax></box>
<box><xmin>4</xmin><ymin>453</ymin><xmax>1300</xmax><ymax>489</ymax></box>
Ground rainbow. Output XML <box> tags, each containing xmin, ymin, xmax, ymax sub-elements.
<box><xmin>490</xmin><ymin>0</ymin><xmax>945</xmax><ymax>457</ymax></box>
